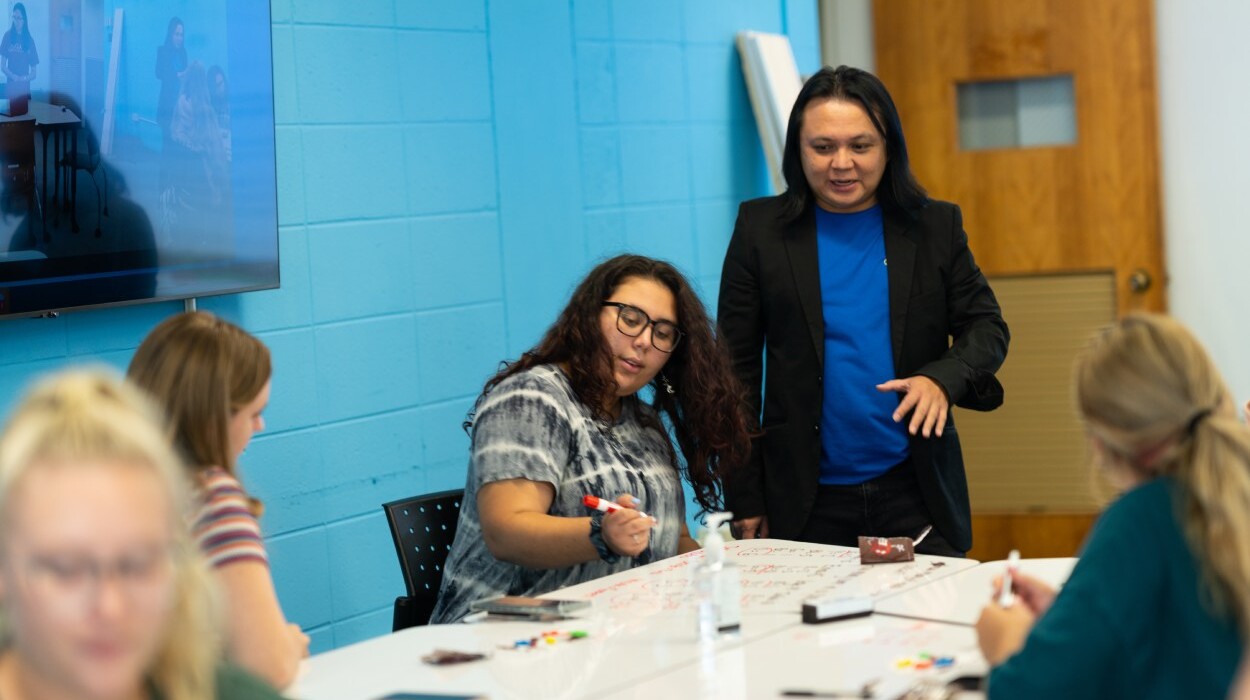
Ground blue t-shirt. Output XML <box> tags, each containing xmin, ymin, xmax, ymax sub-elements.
<box><xmin>815</xmin><ymin>205</ymin><xmax>909</xmax><ymax>484</ymax></box>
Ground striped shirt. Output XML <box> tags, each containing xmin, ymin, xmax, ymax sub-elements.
<box><xmin>193</xmin><ymin>467</ymin><xmax>269</xmax><ymax>569</ymax></box>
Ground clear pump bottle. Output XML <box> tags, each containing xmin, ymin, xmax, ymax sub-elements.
<box><xmin>692</xmin><ymin>512</ymin><xmax>741</xmax><ymax>641</ymax></box>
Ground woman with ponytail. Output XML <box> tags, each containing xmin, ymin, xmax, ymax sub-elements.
<box><xmin>975</xmin><ymin>313</ymin><xmax>1248</xmax><ymax>699</ymax></box>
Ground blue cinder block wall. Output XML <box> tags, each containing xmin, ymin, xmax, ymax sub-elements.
<box><xmin>0</xmin><ymin>0</ymin><xmax>819</xmax><ymax>650</ymax></box>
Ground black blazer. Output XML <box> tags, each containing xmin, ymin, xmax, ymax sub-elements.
<box><xmin>717</xmin><ymin>196</ymin><xmax>1009</xmax><ymax>551</ymax></box>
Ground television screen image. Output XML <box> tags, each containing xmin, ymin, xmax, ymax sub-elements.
<box><xmin>0</xmin><ymin>0</ymin><xmax>277</xmax><ymax>318</ymax></box>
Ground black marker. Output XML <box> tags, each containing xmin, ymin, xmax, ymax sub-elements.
<box><xmin>781</xmin><ymin>683</ymin><xmax>875</xmax><ymax>698</ymax></box>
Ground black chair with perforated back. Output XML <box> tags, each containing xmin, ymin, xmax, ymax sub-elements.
<box><xmin>58</xmin><ymin>114</ymin><xmax>109</xmax><ymax>237</ymax></box>
<box><xmin>382</xmin><ymin>489</ymin><xmax>463</xmax><ymax>631</ymax></box>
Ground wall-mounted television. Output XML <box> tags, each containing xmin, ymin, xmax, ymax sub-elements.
<box><xmin>0</xmin><ymin>0</ymin><xmax>277</xmax><ymax>318</ymax></box>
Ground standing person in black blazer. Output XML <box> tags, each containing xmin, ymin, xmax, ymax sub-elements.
<box><xmin>718</xmin><ymin>65</ymin><xmax>1009</xmax><ymax>555</ymax></box>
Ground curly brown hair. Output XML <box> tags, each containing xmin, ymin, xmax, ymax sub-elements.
<box><xmin>472</xmin><ymin>255</ymin><xmax>752</xmax><ymax>515</ymax></box>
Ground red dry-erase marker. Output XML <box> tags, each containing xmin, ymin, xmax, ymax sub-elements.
<box><xmin>582</xmin><ymin>494</ymin><xmax>649</xmax><ymax>519</ymax></box>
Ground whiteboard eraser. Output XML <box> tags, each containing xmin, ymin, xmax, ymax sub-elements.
<box><xmin>801</xmin><ymin>596</ymin><xmax>874</xmax><ymax>624</ymax></box>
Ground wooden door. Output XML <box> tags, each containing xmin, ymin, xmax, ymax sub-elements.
<box><xmin>873</xmin><ymin>0</ymin><xmax>1165</xmax><ymax>560</ymax></box>
<box><xmin>48</xmin><ymin>0</ymin><xmax>83</xmax><ymax>107</ymax></box>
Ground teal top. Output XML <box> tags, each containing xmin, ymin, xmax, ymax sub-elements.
<box><xmin>988</xmin><ymin>478</ymin><xmax>1243</xmax><ymax>699</ymax></box>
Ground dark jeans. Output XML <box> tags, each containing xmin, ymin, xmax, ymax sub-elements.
<box><xmin>797</xmin><ymin>459</ymin><xmax>964</xmax><ymax>557</ymax></box>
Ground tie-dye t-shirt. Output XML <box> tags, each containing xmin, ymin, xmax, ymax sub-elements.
<box><xmin>430</xmin><ymin>364</ymin><xmax>684</xmax><ymax>623</ymax></box>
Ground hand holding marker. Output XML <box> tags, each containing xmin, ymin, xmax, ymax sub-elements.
<box><xmin>582</xmin><ymin>492</ymin><xmax>655</xmax><ymax>552</ymax></box>
<box><xmin>583</xmin><ymin>494</ymin><xmax>652</xmax><ymax>522</ymax></box>
<box><xmin>998</xmin><ymin>549</ymin><xmax>1021</xmax><ymax>607</ymax></box>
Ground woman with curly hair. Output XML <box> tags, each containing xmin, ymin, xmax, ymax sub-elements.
<box><xmin>169</xmin><ymin>62</ymin><xmax>230</xmax><ymax>208</ymax></box>
<box><xmin>431</xmin><ymin>254</ymin><xmax>752</xmax><ymax>623</ymax></box>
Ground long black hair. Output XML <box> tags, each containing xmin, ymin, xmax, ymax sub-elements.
<box><xmin>8</xmin><ymin>3</ymin><xmax>31</xmax><ymax>48</ymax></box>
<box><xmin>779</xmin><ymin>65</ymin><xmax>928</xmax><ymax>221</ymax></box>
<box><xmin>164</xmin><ymin>16</ymin><xmax>184</xmax><ymax>48</ymax></box>
<box><xmin>469</xmin><ymin>255</ymin><xmax>752</xmax><ymax>514</ymax></box>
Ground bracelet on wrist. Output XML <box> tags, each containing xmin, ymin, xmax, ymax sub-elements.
<box><xmin>588</xmin><ymin>512</ymin><xmax>619</xmax><ymax>564</ymax></box>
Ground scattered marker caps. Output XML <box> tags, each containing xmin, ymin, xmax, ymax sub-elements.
<box><xmin>895</xmin><ymin>651</ymin><xmax>955</xmax><ymax>671</ymax></box>
<box><xmin>499</xmin><ymin>630</ymin><xmax>590</xmax><ymax>651</ymax></box>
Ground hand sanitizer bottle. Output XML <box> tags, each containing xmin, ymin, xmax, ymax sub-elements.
<box><xmin>692</xmin><ymin>512</ymin><xmax>741</xmax><ymax>641</ymax></box>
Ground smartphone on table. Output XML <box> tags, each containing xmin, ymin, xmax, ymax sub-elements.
<box><xmin>468</xmin><ymin>595</ymin><xmax>589</xmax><ymax>619</ymax></box>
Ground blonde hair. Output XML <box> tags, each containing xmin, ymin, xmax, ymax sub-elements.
<box><xmin>0</xmin><ymin>369</ymin><xmax>220</xmax><ymax>700</ymax></box>
<box><xmin>1075</xmin><ymin>313</ymin><xmax>1250</xmax><ymax>636</ymax></box>
<box><xmin>128</xmin><ymin>311</ymin><xmax>270</xmax><ymax>478</ymax></box>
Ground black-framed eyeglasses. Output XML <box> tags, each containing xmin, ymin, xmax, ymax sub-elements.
<box><xmin>602</xmin><ymin>302</ymin><xmax>683</xmax><ymax>353</ymax></box>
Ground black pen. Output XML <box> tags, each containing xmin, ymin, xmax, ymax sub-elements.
<box><xmin>781</xmin><ymin>688</ymin><xmax>873</xmax><ymax>698</ymax></box>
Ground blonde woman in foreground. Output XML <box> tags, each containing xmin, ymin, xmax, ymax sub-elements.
<box><xmin>0</xmin><ymin>370</ymin><xmax>283</xmax><ymax>699</ymax></box>
<box><xmin>129</xmin><ymin>312</ymin><xmax>307</xmax><ymax>689</ymax></box>
<box><xmin>976</xmin><ymin>313</ymin><xmax>1248</xmax><ymax>698</ymax></box>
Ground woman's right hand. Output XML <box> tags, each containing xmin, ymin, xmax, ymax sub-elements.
<box><xmin>600</xmin><ymin>493</ymin><xmax>655</xmax><ymax>558</ymax></box>
<box><xmin>992</xmin><ymin>572</ymin><xmax>1058</xmax><ymax>617</ymax></box>
<box><xmin>732</xmin><ymin>515</ymin><xmax>769</xmax><ymax>540</ymax></box>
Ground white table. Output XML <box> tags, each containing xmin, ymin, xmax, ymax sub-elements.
<box><xmin>601</xmin><ymin>615</ymin><xmax>986</xmax><ymax>700</ymax></box>
<box><xmin>0</xmin><ymin>99</ymin><xmax>83</xmax><ymax>237</ymax></box>
<box><xmin>292</xmin><ymin>608</ymin><xmax>797</xmax><ymax>700</ymax></box>
<box><xmin>874</xmin><ymin>557</ymin><xmax>1077</xmax><ymax>626</ymax></box>
<box><xmin>292</xmin><ymin>541</ymin><xmax>1064</xmax><ymax>700</ymax></box>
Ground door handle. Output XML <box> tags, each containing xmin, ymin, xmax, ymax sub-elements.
<box><xmin>1128</xmin><ymin>269</ymin><xmax>1152</xmax><ymax>293</ymax></box>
